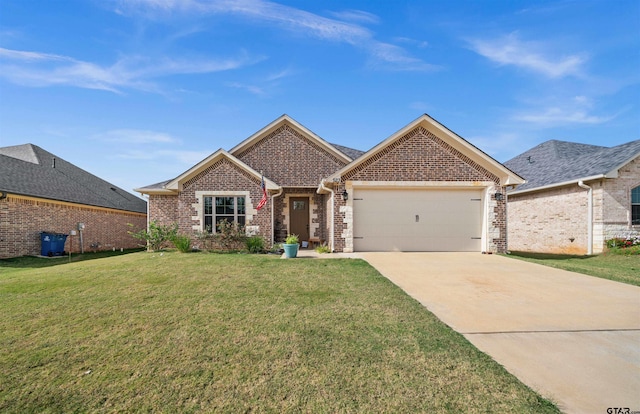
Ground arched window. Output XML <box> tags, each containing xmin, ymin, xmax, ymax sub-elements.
<box><xmin>632</xmin><ymin>185</ymin><xmax>640</xmax><ymax>225</ymax></box>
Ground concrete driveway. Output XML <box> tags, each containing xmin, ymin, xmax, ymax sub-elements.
<box><xmin>358</xmin><ymin>252</ymin><xmax>640</xmax><ymax>414</ymax></box>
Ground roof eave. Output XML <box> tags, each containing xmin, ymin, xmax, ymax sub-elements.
<box><xmin>508</xmin><ymin>174</ymin><xmax>607</xmax><ymax>196</ymax></box>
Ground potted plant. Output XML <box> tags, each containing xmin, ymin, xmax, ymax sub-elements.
<box><xmin>283</xmin><ymin>234</ymin><xmax>299</xmax><ymax>258</ymax></box>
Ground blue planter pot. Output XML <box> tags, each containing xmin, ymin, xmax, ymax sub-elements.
<box><xmin>283</xmin><ymin>243</ymin><xmax>299</xmax><ymax>258</ymax></box>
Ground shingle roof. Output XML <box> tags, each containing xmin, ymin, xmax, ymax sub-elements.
<box><xmin>504</xmin><ymin>139</ymin><xmax>640</xmax><ymax>192</ymax></box>
<box><xmin>330</xmin><ymin>143</ymin><xmax>366</xmax><ymax>160</ymax></box>
<box><xmin>0</xmin><ymin>144</ymin><xmax>147</xmax><ymax>213</ymax></box>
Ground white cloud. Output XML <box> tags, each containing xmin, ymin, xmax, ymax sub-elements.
<box><xmin>328</xmin><ymin>9</ymin><xmax>380</xmax><ymax>25</ymax></box>
<box><xmin>117</xmin><ymin>0</ymin><xmax>436</xmax><ymax>71</ymax></box>
<box><xmin>117</xmin><ymin>149</ymin><xmax>210</xmax><ymax>165</ymax></box>
<box><xmin>226</xmin><ymin>81</ymin><xmax>266</xmax><ymax>96</ymax></box>
<box><xmin>0</xmin><ymin>47</ymin><xmax>261</xmax><ymax>93</ymax></box>
<box><xmin>514</xmin><ymin>107</ymin><xmax>613</xmax><ymax>125</ymax></box>
<box><xmin>96</xmin><ymin>129</ymin><xmax>179</xmax><ymax>144</ymax></box>
<box><xmin>468</xmin><ymin>33</ymin><xmax>587</xmax><ymax>78</ymax></box>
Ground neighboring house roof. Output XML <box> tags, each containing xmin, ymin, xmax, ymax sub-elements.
<box><xmin>325</xmin><ymin>113</ymin><xmax>525</xmax><ymax>187</ymax></box>
<box><xmin>504</xmin><ymin>139</ymin><xmax>640</xmax><ymax>194</ymax></box>
<box><xmin>0</xmin><ymin>143</ymin><xmax>147</xmax><ymax>213</ymax></box>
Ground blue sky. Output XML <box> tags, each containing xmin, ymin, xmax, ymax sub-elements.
<box><xmin>1</xmin><ymin>0</ymin><xmax>638</xmax><ymax>196</ymax></box>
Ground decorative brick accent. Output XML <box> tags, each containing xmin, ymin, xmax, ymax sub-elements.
<box><xmin>342</xmin><ymin>127</ymin><xmax>500</xmax><ymax>184</ymax></box>
<box><xmin>236</xmin><ymin>125</ymin><xmax>349</xmax><ymax>187</ymax></box>
<box><xmin>0</xmin><ymin>195</ymin><xmax>146</xmax><ymax>258</ymax></box>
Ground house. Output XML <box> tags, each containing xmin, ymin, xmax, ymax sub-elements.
<box><xmin>135</xmin><ymin>114</ymin><xmax>524</xmax><ymax>253</ymax></box>
<box><xmin>0</xmin><ymin>144</ymin><xmax>147</xmax><ymax>258</ymax></box>
<box><xmin>504</xmin><ymin>139</ymin><xmax>640</xmax><ymax>255</ymax></box>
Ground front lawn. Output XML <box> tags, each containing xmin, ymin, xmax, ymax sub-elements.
<box><xmin>0</xmin><ymin>252</ymin><xmax>557</xmax><ymax>413</ymax></box>
<box><xmin>506</xmin><ymin>251</ymin><xmax>640</xmax><ymax>286</ymax></box>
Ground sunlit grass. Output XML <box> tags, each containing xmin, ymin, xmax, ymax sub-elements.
<box><xmin>506</xmin><ymin>251</ymin><xmax>640</xmax><ymax>286</ymax></box>
<box><xmin>1</xmin><ymin>252</ymin><xmax>558</xmax><ymax>413</ymax></box>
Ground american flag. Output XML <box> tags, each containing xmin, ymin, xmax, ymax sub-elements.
<box><xmin>256</xmin><ymin>175</ymin><xmax>267</xmax><ymax>210</ymax></box>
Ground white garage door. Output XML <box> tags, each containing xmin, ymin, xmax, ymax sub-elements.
<box><xmin>352</xmin><ymin>188</ymin><xmax>483</xmax><ymax>252</ymax></box>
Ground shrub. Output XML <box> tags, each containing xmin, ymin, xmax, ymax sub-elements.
<box><xmin>128</xmin><ymin>221</ymin><xmax>178</xmax><ymax>252</ymax></box>
<box><xmin>171</xmin><ymin>234</ymin><xmax>192</xmax><ymax>253</ymax></box>
<box><xmin>246</xmin><ymin>236</ymin><xmax>265</xmax><ymax>253</ymax></box>
<box><xmin>315</xmin><ymin>243</ymin><xmax>331</xmax><ymax>254</ymax></box>
<box><xmin>285</xmin><ymin>234</ymin><xmax>299</xmax><ymax>244</ymax></box>
<box><xmin>605</xmin><ymin>236</ymin><xmax>640</xmax><ymax>255</ymax></box>
<box><xmin>193</xmin><ymin>220</ymin><xmax>247</xmax><ymax>252</ymax></box>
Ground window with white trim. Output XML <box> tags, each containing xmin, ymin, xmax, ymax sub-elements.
<box><xmin>632</xmin><ymin>185</ymin><xmax>640</xmax><ymax>225</ymax></box>
<box><xmin>203</xmin><ymin>196</ymin><xmax>246</xmax><ymax>233</ymax></box>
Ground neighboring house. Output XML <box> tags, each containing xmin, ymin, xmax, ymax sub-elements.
<box><xmin>136</xmin><ymin>114</ymin><xmax>523</xmax><ymax>253</ymax></box>
<box><xmin>504</xmin><ymin>139</ymin><xmax>640</xmax><ymax>255</ymax></box>
<box><xmin>0</xmin><ymin>144</ymin><xmax>147</xmax><ymax>258</ymax></box>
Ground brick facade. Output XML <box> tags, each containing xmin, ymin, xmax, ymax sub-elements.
<box><xmin>0</xmin><ymin>195</ymin><xmax>147</xmax><ymax>258</ymax></box>
<box><xmin>236</xmin><ymin>124</ymin><xmax>349</xmax><ymax>186</ymax></box>
<box><xmin>508</xmin><ymin>186</ymin><xmax>589</xmax><ymax>254</ymax></box>
<box><xmin>508</xmin><ymin>155</ymin><xmax>640</xmax><ymax>254</ymax></box>
<box><xmin>180</xmin><ymin>158</ymin><xmax>272</xmax><ymax>244</ymax></box>
<box><xmin>142</xmin><ymin>116</ymin><xmax>518</xmax><ymax>253</ymax></box>
<box><xmin>599</xmin><ymin>155</ymin><xmax>640</xmax><ymax>243</ymax></box>
<box><xmin>335</xmin><ymin>127</ymin><xmax>506</xmax><ymax>253</ymax></box>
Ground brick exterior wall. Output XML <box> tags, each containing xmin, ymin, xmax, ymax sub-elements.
<box><xmin>148</xmin><ymin>194</ymin><xmax>178</xmax><ymax>226</ymax></box>
<box><xmin>235</xmin><ymin>124</ymin><xmax>349</xmax><ymax>186</ymax></box>
<box><xmin>508</xmin><ymin>156</ymin><xmax>640</xmax><ymax>255</ymax></box>
<box><xmin>179</xmin><ymin>159</ymin><xmax>272</xmax><ymax>245</ymax></box>
<box><xmin>335</xmin><ymin>126</ymin><xmax>505</xmax><ymax>253</ymax></box>
<box><xmin>599</xmin><ymin>155</ymin><xmax>640</xmax><ymax>243</ymax></box>
<box><xmin>0</xmin><ymin>195</ymin><xmax>147</xmax><ymax>258</ymax></box>
<box><xmin>508</xmin><ymin>186</ymin><xmax>589</xmax><ymax>254</ymax></box>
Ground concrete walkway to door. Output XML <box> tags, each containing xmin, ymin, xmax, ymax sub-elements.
<box><xmin>358</xmin><ymin>252</ymin><xmax>640</xmax><ymax>414</ymax></box>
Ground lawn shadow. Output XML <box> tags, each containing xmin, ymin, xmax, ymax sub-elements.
<box><xmin>0</xmin><ymin>249</ymin><xmax>145</xmax><ymax>269</ymax></box>
<box><xmin>507</xmin><ymin>251</ymin><xmax>594</xmax><ymax>261</ymax></box>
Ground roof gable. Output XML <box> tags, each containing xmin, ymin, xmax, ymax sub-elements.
<box><xmin>327</xmin><ymin>114</ymin><xmax>524</xmax><ymax>186</ymax></box>
<box><xmin>230</xmin><ymin>115</ymin><xmax>353</xmax><ymax>163</ymax></box>
<box><xmin>157</xmin><ymin>149</ymin><xmax>279</xmax><ymax>192</ymax></box>
<box><xmin>0</xmin><ymin>144</ymin><xmax>147</xmax><ymax>213</ymax></box>
<box><xmin>505</xmin><ymin>139</ymin><xmax>640</xmax><ymax>193</ymax></box>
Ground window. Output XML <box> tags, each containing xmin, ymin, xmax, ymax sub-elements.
<box><xmin>203</xmin><ymin>196</ymin><xmax>246</xmax><ymax>232</ymax></box>
<box><xmin>632</xmin><ymin>186</ymin><xmax>640</xmax><ymax>225</ymax></box>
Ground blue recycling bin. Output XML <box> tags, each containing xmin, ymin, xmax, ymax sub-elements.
<box><xmin>40</xmin><ymin>232</ymin><xmax>68</xmax><ymax>257</ymax></box>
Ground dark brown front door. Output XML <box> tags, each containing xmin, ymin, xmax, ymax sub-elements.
<box><xmin>290</xmin><ymin>197</ymin><xmax>310</xmax><ymax>241</ymax></box>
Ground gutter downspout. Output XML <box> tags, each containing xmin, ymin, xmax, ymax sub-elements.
<box><xmin>578</xmin><ymin>181</ymin><xmax>593</xmax><ymax>255</ymax></box>
<box><xmin>271</xmin><ymin>188</ymin><xmax>283</xmax><ymax>246</ymax></box>
<box><xmin>318</xmin><ymin>179</ymin><xmax>334</xmax><ymax>252</ymax></box>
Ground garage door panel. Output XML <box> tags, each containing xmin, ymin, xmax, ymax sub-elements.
<box><xmin>353</xmin><ymin>188</ymin><xmax>483</xmax><ymax>252</ymax></box>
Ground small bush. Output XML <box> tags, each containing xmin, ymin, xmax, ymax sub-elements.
<box><xmin>128</xmin><ymin>221</ymin><xmax>178</xmax><ymax>252</ymax></box>
<box><xmin>193</xmin><ymin>219</ymin><xmax>247</xmax><ymax>252</ymax></box>
<box><xmin>315</xmin><ymin>243</ymin><xmax>331</xmax><ymax>254</ymax></box>
<box><xmin>285</xmin><ymin>234</ymin><xmax>299</xmax><ymax>244</ymax></box>
<box><xmin>171</xmin><ymin>234</ymin><xmax>192</xmax><ymax>253</ymax></box>
<box><xmin>246</xmin><ymin>236</ymin><xmax>265</xmax><ymax>253</ymax></box>
<box><xmin>606</xmin><ymin>236</ymin><xmax>640</xmax><ymax>255</ymax></box>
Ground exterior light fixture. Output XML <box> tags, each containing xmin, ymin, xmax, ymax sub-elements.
<box><xmin>341</xmin><ymin>189</ymin><xmax>348</xmax><ymax>201</ymax></box>
<box><xmin>495</xmin><ymin>192</ymin><xmax>504</xmax><ymax>201</ymax></box>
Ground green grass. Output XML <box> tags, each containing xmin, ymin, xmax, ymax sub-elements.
<box><xmin>506</xmin><ymin>251</ymin><xmax>640</xmax><ymax>286</ymax></box>
<box><xmin>1</xmin><ymin>252</ymin><xmax>558</xmax><ymax>413</ymax></box>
